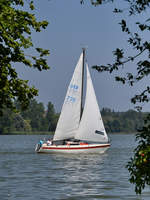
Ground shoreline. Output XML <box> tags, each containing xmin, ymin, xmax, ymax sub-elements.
<box><xmin>1</xmin><ymin>131</ymin><xmax>54</xmax><ymax>135</ymax></box>
<box><xmin>0</xmin><ymin>131</ymin><xmax>137</xmax><ymax>135</ymax></box>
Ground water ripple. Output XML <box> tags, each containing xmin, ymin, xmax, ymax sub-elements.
<box><xmin>0</xmin><ymin>134</ymin><xmax>149</xmax><ymax>200</ymax></box>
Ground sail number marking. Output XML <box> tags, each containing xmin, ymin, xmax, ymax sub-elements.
<box><xmin>70</xmin><ymin>84</ymin><xmax>78</xmax><ymax>90</ymax></box>
<box><xmin>66</xmin><ymin>84</ymin><xmax>78</xmax><ymax>103</ymax></box>
<box><xmin>66</xmin><ymin>96</ymin><xmax>76</xmax><ymax>103</ymax></box>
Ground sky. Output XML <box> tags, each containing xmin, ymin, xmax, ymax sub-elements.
<box><xmin>15</xmin><ymin>0</ymin><xmax>150</xmax><ymax>112</ymax></box>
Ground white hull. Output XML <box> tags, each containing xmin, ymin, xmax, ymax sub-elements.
<box><xmin>35</xmin><ymin>143</ymin><xmax>110</xmax><ymax>154</ymax></box>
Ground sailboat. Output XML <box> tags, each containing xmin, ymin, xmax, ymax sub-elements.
<box><xmin>35</xmin><ymin>49</ymin><xmax>110</xmax><ymax>153</ymax></box>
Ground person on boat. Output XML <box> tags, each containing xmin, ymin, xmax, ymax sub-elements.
<box><xmin>47</xmin><ymin>139</ymin><xmax>52</xmax><ymax>146</ymax></box>
<box><xmin>39</xmin><ymin>140</ymin><xmax>43</xmax><ymax>147</ymax></box>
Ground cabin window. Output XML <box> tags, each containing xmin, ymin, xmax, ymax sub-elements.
<box><xmin>95</xmin><ymin>130</ymin><xmax>104</xmax><ymax>135</ymax></box>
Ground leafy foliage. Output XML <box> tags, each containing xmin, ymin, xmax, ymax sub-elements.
<box><xmin>0</xmin><ymin>0</ymin><xmax>50</xmax><ymax>115</ymax></box>
<box><xmin>0</xmin><ymin>99</ymin><xmax>58</xmax><ymax>133</ymax></box>
<box><xmin>0</xmin><ymin>103</ymin><xmax>147</xmax><ymax>134</ymax></box>
<box><xmin>101</xmin><ymin>108</ymin><xmax>145</xmax><ymax>133</ymax></box>
<box><xmin>80</xmin><ymin>0</ymin><xmax>113</xmax><ymax>6</ymax></box>
<box><xmin>45</xmin><ymin>102</ymin><xmax>58</xmax><ymax>132</ymax></box>
<box><xmin>21</xmin><ymin>99</ymin><xmax>46</xmax><ymax>131</ymax></box>
<box><xmin>127</xmin><ymin>114</ymin><xmax>150</xmax><ymax>194</ymax></box>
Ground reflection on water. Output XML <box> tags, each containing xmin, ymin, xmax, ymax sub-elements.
<box><xmin>0</xmin><ymin>134</ymin><xmax>150</xmax><ymax>200</ymax></box>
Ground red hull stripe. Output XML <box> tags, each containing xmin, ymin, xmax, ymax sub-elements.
<box><xmin>42</xmin><ymin>144</ymin><xmax>110</xmax><ymax>150</ymax></box>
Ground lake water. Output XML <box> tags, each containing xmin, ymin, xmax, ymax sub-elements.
<box><xmin>0</xmin><ymin>134</ymin><xmax>149</xmax><ymax>200</ymax></box>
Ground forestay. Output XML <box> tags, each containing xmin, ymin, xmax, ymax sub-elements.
<box><xmin>75</xmin><ymin>64</ymin><xmax>108</xmax><ymax>143</ymax></box>
<box><xmin>53</xmin><ymin>53</ymin><xmax>83</xmax><ymax>141</ymax></box>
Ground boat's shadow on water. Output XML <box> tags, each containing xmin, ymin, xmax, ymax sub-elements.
<box><xmin>43</xmin><ymin>149</ymin><xmax>109</xmax><ymax>160</ymax></box>
<box><xmin>45</xmin><ymin>151</ymin><xmax>109</xmax><ymax>173</ymax></box>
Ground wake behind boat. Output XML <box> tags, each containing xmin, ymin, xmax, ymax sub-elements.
<box><xmin>35</xmin><ymin>49</ymin><xmax>110</xmax><ymax>153</ymax></box>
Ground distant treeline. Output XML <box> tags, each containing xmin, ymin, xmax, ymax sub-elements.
<box><xmin>101</xmin><ymin>108</ymin><xmax>146</xmax><ymax>133</ymax></box>
<box><xmin>0</xmin><ymin>99</ymin><xmax>59</xmax><ymax>134</ymax></box>
<box><xmin>0</xmin><ymin>99</ymin><xmax>148</xmax><ymax>134</ymax></box>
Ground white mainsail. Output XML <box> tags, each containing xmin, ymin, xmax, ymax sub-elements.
<box><xmin>53</xmin><ymin>53</ymin><xmax>83</xmax><ymax>141</ymax></box>
<box><xmin>75</xmin><ymin>64</ymin><xmax>108</xmax><ymax>143</ymax></box>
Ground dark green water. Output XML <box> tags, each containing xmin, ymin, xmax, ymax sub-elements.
<box><xmin>0</xmin><ymin>134</ymin><xmax>149</xmax><ymax>200</ymax></box>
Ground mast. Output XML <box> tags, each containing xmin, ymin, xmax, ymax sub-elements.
<box><xmin>80</xmin><ymin>48</ymin><xmax>85</xmax><ymax>120</ymax></box>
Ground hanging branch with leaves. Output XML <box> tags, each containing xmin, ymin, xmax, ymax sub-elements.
<box><xmin>0</xmin><ymin>0</ymin><xmax>50</xmax><ymax>115</ymax></box>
